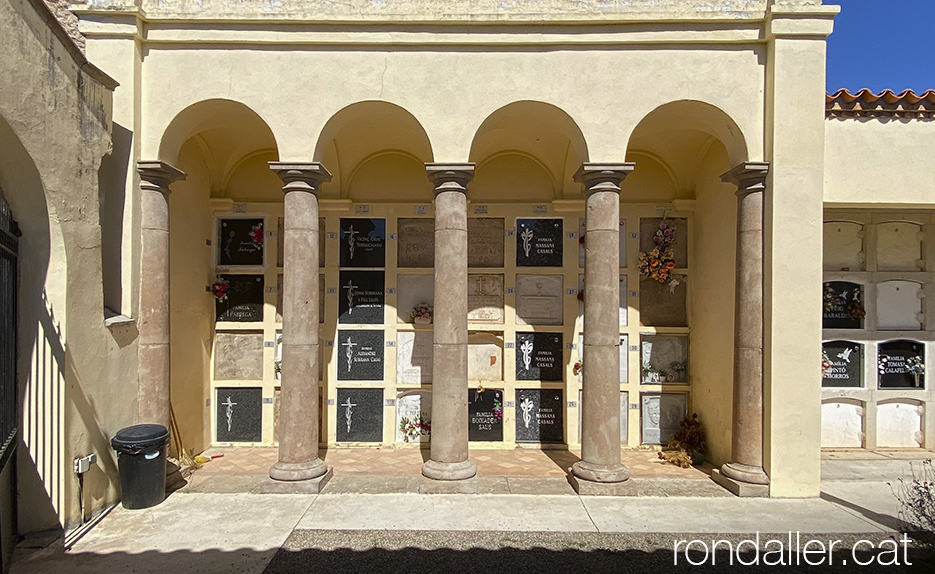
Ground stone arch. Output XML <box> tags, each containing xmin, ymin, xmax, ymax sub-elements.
<box><xmin>468</xmin><ymin>101</ymin><xmax>589</xmax><ymax>201</ymax></box>
<box><xmin>313</xmin><ymin>101</ymin><xmax>435</xmax><ymax>201</ymax></box>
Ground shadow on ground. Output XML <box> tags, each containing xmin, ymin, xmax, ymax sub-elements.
<box><xmin>13</xmin><ymin>536</ymin><xmax>933</xmax><ymax>574</ymax></box>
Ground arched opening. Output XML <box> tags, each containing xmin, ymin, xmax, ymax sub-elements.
<box><xmin>469</xmin><ymin>101</ymin><xmax>589</xmax><ymax>202</ymax></box>
<box><xmin>159</xmin><ymin>99</ymin><xmax>280</xmax><ymax>456</ymax></box>
<box><xmin>625</xmin><ymin>100</ymin><xmax>749</xmax><ymax>465</ymax></box>
<box><xmin>314</xmin><ymin>101</ymin><xmax>434</xmax><ymax>202</ymax></box>
<box><xmin>0</xmin><ymin>114</ymin><xmax>60</xmax><ymax>543</ymax></box>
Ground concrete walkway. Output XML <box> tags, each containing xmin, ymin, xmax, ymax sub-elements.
<box><xmin>11</xmin><ymin>453</ymin><xmax>933</xmax><ymax>573</ymax></box>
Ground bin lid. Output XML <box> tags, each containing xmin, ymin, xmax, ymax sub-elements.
<box><xmin>111</xmin><ymin>424</ymin><xmax>170</xmax><ymax>453</ymax></box>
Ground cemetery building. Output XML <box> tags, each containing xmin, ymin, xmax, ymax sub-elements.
<box><xmin>1</xmin><ymin>0</ymin><xmax>934</xmax><ymax>553</ymax></box>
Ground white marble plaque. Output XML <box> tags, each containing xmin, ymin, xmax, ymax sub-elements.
<box><xmin>641</xmin><ymin>393</ymin><xmax>687</xmax><ymax>445</ymax></box>
<box><xmin>468</xmin><ymin>333</ymin><xmax>503</xmax><ymax>382</ymax></box>
<box><xmin>875</xmin><ymin>280</ymin><xmax>923</xmax><ymax>330</ymax></box>
<box><xmin>876</xmin><ymin>221</ymin><xmax>923</xmax><ymax>271</ymax></box>
<box><xmin>823</xmin><ymin>221</ymin><xmax>863</xmax><ymax>271</ymax></box>
<box><xmin>397</xmin><ymin>274</ymin><xmax>434</xmax><ymax>323</ymax></box>
<box><xmin>397</xmin><ymin>331</ymin><xmax>433</xmax><ymax>385</ymax></box>
<box><xmin>516</xmin><ymin>274</ymin><xmax>563</xmax><ymax>325</ymax></box>
<box><xmin>398</xmin><ymin>218</ymin><xmax>434</xmax><ymax>267</ymax></box>
<box><xmin>821</xmin><ymin>400</ymin><xmax>863</xmax><ymax>448</ymax></box>
<box><xmin>214</xmin><ymin>332</ymin><xmax>264</xmax><ymax>380</ymax></box>
<box><xmin>876</xmin><ymin>401</ymin><xmax>923</xmax><ymax>447</ymax></box>
<box><xmin>467</xmin><ymin>274</ymin><xmax>504</xmax><ymax>323</ymax></box>
<box><xmin>640</xmin><ymin>335</ymin><xmax>689</xmax><ymax>383</ymax></box>
<box><xmin>468</xmin><ymin>218</ymin><xmax>504</xmax><ymax>267</ymax></box>
<box><xmin>396</xmin><ymin>390</ymin><xmax>432</xmax><ymax>443</ymax></box>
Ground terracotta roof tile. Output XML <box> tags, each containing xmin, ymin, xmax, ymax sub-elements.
<box><xmin>826</xmin><ymin>88</ymin><xmax>935</xmax><ymax>119</ymax></box>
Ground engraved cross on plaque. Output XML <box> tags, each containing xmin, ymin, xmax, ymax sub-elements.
<box><xmin>342</xmin><ymin>336</ymin><xmax>358</xmax><ymax>373</ymax></box>
<box><xmin>342</xmin><ymin>397</ymin><xmax>357</xmax><ymax>433</ymax></box>
<box><xmin>344</xmin><ymin>225</ymin><xmax>360</xmax><ymax>260</ymax></box>
<box><xmin>343</xmin><ymin>280</ymin><xmax>358</xmax><ymax>315</ymax></box>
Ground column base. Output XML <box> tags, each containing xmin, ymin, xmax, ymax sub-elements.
<box><xmin>570</xmin><ymin>460</ymin><xmax>630</xmax><ymax>484</ymax></box>
<box><xmin>269</xmin><ymin>458</ymin><xmax>329</xmax><ymax>482</ymax></box>
<box><xmin>422</xmin><ymin>459</ymin><xmax>477</xmax><ymax>481</ymax></box>
<box><xmin>260</xmin><ymin>467</ymin><xmax>333</xmax><ymax>494</ymax></box>
<box><xmin>712</xmin><ymin>466</ymin><xmax>770</xmax><ymax>498</ymax></box>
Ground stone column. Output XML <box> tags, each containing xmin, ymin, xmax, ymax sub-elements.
<box><xmin>422</xmin><ymin>163</ymin><xmax>477</xmax><ymax>481</ymax></box>
<box><xmin>714</xmin><ymin>161</ymin><xmax>771</xmax><ymax>497</ymax></box>
<box><xmin>570</xmin><ymin>163</ymin><xmax>634</xmax><ymax>492</ymax></box>
<box><xmin>137</xmin><ymin>161</ymin><xmax>185</xmax><ymax>429</ymax></box>
<box><xmin>268</xmin><ymin>163</ymin><xmax>333</xmax><ymax>487</ymax></box>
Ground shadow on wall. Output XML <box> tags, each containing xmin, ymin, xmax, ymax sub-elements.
<box><xmin>0</xmin><ymin>113</ymin><xmax>59</xmax><ymax>535</ymax></box>
<box><xmin>98</xmin><ymin>123</ymin><xmax>132</xmax><ymax>317</ymax></box>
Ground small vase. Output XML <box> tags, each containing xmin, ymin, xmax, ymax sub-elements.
<box><xmin>692</xmin><ymin>450</ymin><xmax>705</xmax><ymax>466</ymax></box>
<box><xmin>413</xmin><ymin>317</ymin><xmax>431</xmax><ymax>325</ymax></box>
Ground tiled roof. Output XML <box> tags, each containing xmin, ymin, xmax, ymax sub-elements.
<box><xmin>826</xmin><ymin>88</ymin><xmax>935</xmax><ymax>119</ymax></box>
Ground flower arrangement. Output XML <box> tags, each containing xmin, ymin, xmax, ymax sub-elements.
<box><xmin>409</xmin><ymin>303</ymin><xmax>433</xmax><ymax>324</ymax></box>
<box><xmin>907</xmin><ymin>356</ymin><xmax>926</xmax><ymax>376</ymax></box>
<box><xmin>638</xmin><ymin>220</ymin><xmax>680</xmax><ymax>291</ymax></box>
<box><xmin>249</xmin><ymin>222</ymin><xmax>264</xmax><ymax>249</ymax></box>
<box><xmin>577</xmin><ymin>289</ymin><xmax>584</xmax><ymax>302</ymax></box>
<box><xmin>573</xmin><ymin>360</ymin><xmax>583</xmax><ymax>376</ymax></box>
<box><xmin>210</xmin><ymin>276</ymin><xmax>230</xmax><ymax>301</ymax></box>
<box><xmin>399</xmin><ymin>414</ymin><xmax>431</xmax><ymax>442</ymax></box>
<box><xmin>493</xmin><ymin>394</ymin><xmax>503</xmax><ymax>421</ymax></box>
<box><xmin>658</xmin><ymin>413</ymin><xmax>706</xmax><ymax>468</ymax></box>
<box><xmin>821</xmin><ymin>350</ymin><xmax>834</xmax><ymax>374</ymax></box>
<box><xmin>823</xmin><ymin>284</ymin><xmax>865</xmax><ymax>320</ymax></box>
<box><xmin>642</xmin><ymin>362</ymin><xmax>666</xmax><ymax>383</ymax></box>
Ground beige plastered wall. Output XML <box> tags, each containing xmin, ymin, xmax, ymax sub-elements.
<box><xmin>76</xmin><ymin>1</ymin><xmax>839</xmax><ymax>497</ymax></box>
<box><xmin>824</xmin><ymin>118</ymin><xmax>935</xmax><ymax>206</ymax></box>
<box><xmin>1</xmin><ymin>0</ymin><xmax>139</xmax><ymax>533</ymax></box>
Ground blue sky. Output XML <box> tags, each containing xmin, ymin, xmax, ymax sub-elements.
<box><xmin>824</xmin><ymin>0</ymin><xmax>932</xmax><ymax>93</ymax></box>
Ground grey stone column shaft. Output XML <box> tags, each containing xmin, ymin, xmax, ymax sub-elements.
<box><xmin>719</xmin><ymin>162</ymin><xmax>771</xmax><ymax>487</ymax></box>
<box><xmin>422</xmin><ymin>164</ymin><xmax>477</xmax><ymax>481</ymax></box>
<box><xmin>571</xmin><ymin>163</ymin><xmax>634</xmax><ymax>484</ymax></box>
<box><xmin>268</xmin><ymin>163</ymin><xmax>331</xmax><ymax>482</ymax></box>
<box><xmin>137</xmin><ymin>161</ymin><xmax>185</xmax><ymax>429</ymax></box>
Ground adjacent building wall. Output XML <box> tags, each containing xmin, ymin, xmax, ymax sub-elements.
<box><xmin>1</xmin><ymin>0</ymin><xmax>136</xmax><ymax>533</ymax></box>
<box><xmin>824</xmin><ymin>118</ymin><xmax>935</xmax><ymax>206</ymax></box>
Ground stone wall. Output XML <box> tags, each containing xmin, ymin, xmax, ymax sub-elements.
<box><xmin>44</xmin><ymin>0</ymin><xmax>86</xmax><ymax>51</ymax></box>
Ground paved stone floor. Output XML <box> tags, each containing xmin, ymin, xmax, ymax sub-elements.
<box><xmin>194</xmin><ymin>446</ymin><xmax>711</xmax><ymax>479</ymax></box>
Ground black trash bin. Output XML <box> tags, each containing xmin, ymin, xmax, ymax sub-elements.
<box><xmin>111</xmin><ymin>424</ymin><xmax>170</xmax><ymax>509</ymax></box>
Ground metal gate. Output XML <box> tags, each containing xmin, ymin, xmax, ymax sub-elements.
<box><xmin>0</xmin><ymin>188</ymin><xmax>19</xmax><ymax>573</ymax></box>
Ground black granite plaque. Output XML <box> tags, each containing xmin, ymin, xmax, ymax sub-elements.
<box><xmin>216</xmin><ymin>274</ymin><xmax>264</xmax><ymax>322</ymax></box>
<box><xmin>516</xmin><ymin>218</ymin><xmax>563</xmax><ymax>267</ymax></box>
<box><xmin>823</xmin><ymin>281</ymin><xmax>865</xmax><ymax>329</ymax></box>
<box><xmin>215</xmin><ymin>387</ymin><xmax>262</xmax><ymax>442</ymax></box>
<box><xmin>340</xmin><ymin>218</ymin><xmax>385</xmax><ymax>268</ymax></box>
<box><xmin>515</xmin><ymin>389</ymin><xmax>564</xmax><ymax>443</ymax></box>
<box><xmin>218</xmin><ymin>218</ymin><xmax>264</xmax><ymax>266</ymax></box>
<box><xmin>338</xmin><ymin>270</ymin><xmax>385</xmax><ymax>324</ymax></box>
<box><xmin>516</xmin><ymin>332</ymin><xmax>563</xmax><ymax>381</ymax></box>
<box><xmin>468</xmin><ymin>388</ymin><xmax>504</xmax><ymax>442</ymax></box>
<box><xmin>336</xmin><ymin>388</ymin><xmax>384</xmax><ymax>442</ymax></box>
<box><xmin>878</xmin><ymin>340</ymin><xmax>926</xmax><ymax>389</ymax></box>
<box><xmin>822</xmin><ymin>341</ymin><xmax>863</xmax><ymax>388</ymax></box>
<box><xmin>337</xmin><ymin>329</ymin><xmax>384</xmax><ymax>381</ymax></box>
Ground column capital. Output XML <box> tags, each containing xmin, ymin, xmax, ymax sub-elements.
<box><xmin>137</xmin><ymin>161</ymin><xmax>186</xmax><ymax>194</ymax></box>
<box><xmin>425</xmin><ymin>163</ymin><xmax>474</xmax><ymax>196</ymax></box>
<box><xmin>721</xmin><ymin>162</ymin><xmax>770</xmax><ymax>196</ymax></box>
<box><xmin>269</xmin><ymin>162</ymin><xmax>332</xmax><ymax>195</ymax></box>
<box><xmin>573</xmin><ymin>163</ymin><xmax>635</xmax><ymax>195</ymax></box>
